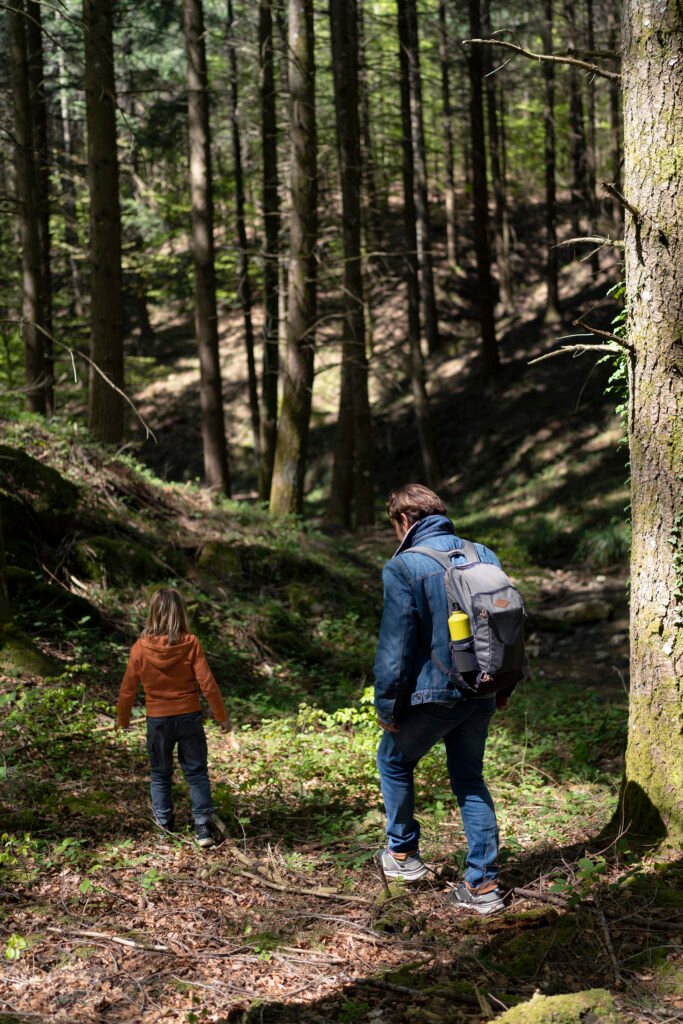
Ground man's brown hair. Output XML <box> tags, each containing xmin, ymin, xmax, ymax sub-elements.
<box><xmin>386</xmin><ymin>484</ymin><xmax>448</xmax><ymax>526</ymax></box>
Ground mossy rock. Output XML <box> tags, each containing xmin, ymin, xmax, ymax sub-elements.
<box><xmin>0</xmin><ymin>444</ymin><xmax>79</xmax><ymax>525</ymax></box>
<box><xmin>0</xmin><ymin>623</ymin><xmax>56</xmax><ymax>676</ymax></box>
<box><xmin>6</xmin><ymin>566</ymin><xmax>101</xmax><ymax>627</ymax></box>
<box><xmin>494</xmin><ymin>988</ymin><xmax>628</xmax><ymax>1023</ymax></box>
<box><xmin>197</xmin><ymin>541</ymin><xmax>243</xmax><ymax>579</ymax></box>
<box><xmin>72</xmin><ymin>535</ymin><xmax>164</xmax><ymax>586</ymax></box>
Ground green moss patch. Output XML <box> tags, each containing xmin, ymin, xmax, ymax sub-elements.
<box><xmin>495</xmin><ymin>988</ymin><xmax>628</xmax><ymax>1023</ymax></box>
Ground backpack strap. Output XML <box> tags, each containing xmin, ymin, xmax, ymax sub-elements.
<box><xmin>408</xmin><ymin>541</ymin><xmax>480</xmax><ymax>566</ymax></box>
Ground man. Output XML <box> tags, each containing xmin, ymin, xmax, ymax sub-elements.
<box><xmin>374</xmin><ymin>483</ymin><xmax>506</xmax><ymax>915</ymax></box>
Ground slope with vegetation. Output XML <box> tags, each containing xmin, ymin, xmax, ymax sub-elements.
<box><xmin>0</xmin><ymin>392</ymin><xmax>680</xmax><ymax>1023</ymax></box>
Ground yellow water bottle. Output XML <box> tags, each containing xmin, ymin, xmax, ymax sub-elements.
<box><xmin>448</xmin><ymin>610</ymin><xmax>471</xmax><ymax>642</ymax></box>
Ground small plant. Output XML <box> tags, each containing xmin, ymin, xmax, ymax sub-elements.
<box><xmin>141</xmin><ymin>867</ymin><xmax>164</xmax><ymax>891</ymax></box>
<box><xmin>4</xmin><ymin>934</ymin><xmax>28</xmax><ymax>961</ymax></box>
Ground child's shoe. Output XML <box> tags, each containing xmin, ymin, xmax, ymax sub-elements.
<box><xmin>154</xmin><ymin>815</ymin><xmax>176</xmax><ymax>834</ymax></box>
<box><xmin>377</xmin><ymin>848</ymin><xmax>429</xmax><ymax>882</ymax></box>
<box><xmin>194</xmin><ymin>822</ymin><xmax>215</xmax><ymax>848</ymax></box>
<box><xmin>450</xmin><ymin>880</ymin><xmax>506</xmax><ymax>915</ymax></box>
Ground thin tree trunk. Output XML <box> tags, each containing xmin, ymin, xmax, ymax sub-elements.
<box><xmin>8</xmin><ymin>0</ymin><xmax>47</xmax><ymax>415</ymax></box>
<box><xmin>83</xmin><ymin>0</ymin><xmax>125</xmax><ymax>443</ymax></box>
<box><xmin>258</xmin><ymin>0</ymin><xmax>280</xmax><ymax>501</ymax></box>
<box><xmin>269</xmin><ymin>0</ymin><xmax>317</xmax><ymax>516</ymax></box>
<box><xmin>183</xmin><ymin>0</ymin><xmax>231</xmax><ymax>493</ymax></box>
<box><xmin>607</xmin><ymin>7</ymin><xmax>623</xmax><ymax>233</ymax></box>
<box><xmin>438</xmin><ymin>0</ymin><xmax>458</xmax><ymax>271</ymax></box>
<box><xmin>26</xmin><ymin>0</ymin><xmax>54</xmax><ymax>415</ymax></box>
<box><xmin>482</xmin><ymin>0</ymin><xmax>512</xmax><ymax>312</ymax></box>
<box><xmin>401</xmin><ymin>0</ymin><xmax>440</xmax><ymax>354</ymax></box>
<box><xmin>227</xmin><ymin>0</ymin><xmax>260</xmax><ymax>481</ymax></box>
<box><xmin>542</xmin><ymin>0</ymin><xmax>561</xmax><ymax>319</ymax></box>
<box><xmin>327</xmin><ymin>0</ymin><xmax>374</xmax><ymax>528</ymax></box>
<box><xmin>467</xmin><ymin>0</ymin><xmax>499</xmax><ymax>375</ymax></box>
<box><xmin>57</xmin><ymin>42</ymin><xmax>84</xmax><ymax>319</ymax></box>
<box><xmin>357</xmin><ymin>0</ymin><xmax>382</xmax><ymax>255</ymax></box>
<box><xmin>565</xmin><ymin>1</ymin><xmax>589</xmax><ymax>237</ymax></box>
<box><xmin>620</xmin><ymin>0</ymin><xmax>683</xmax><ymax>850</ymax></box>
<box><xmin>397</xmin><ymin>0</ymin><xmax>440</xmax><ymax>484</ymax></box>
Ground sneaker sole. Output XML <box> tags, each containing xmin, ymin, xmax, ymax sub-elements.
<box><xmin>195</xmin><ymin>837</ymin><xmax>215</xmax><ymax>848</ymax></box>
<box><xmin>377</xmin><ymin>855</ymin><xmax>429</xmax><ymax>882</ymax></box>
<box><xmin>451</xmin><ymin>895</ymin><xmax>505</xmax><ymax>915</ymax></box>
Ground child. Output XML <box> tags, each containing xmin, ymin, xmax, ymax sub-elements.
<box><xmin>117</xmin><ymin>587</ymin><xmax>230</xmax><ymax>848</ymax></box>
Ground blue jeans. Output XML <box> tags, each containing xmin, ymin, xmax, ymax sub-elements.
<box><xmin>146</xmin><ymin>711</ymin><xmax>213</xmax><ymax>826</ymax></box>
<box><xmin>377</xmin><ymin>698</ymin><xmax>499</xmax><ymax>888</ymax></box>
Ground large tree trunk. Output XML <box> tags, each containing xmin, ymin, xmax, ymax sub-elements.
<box><xmin>620</xmin><ymin>0</ymin><xmax>683</xmax><ymax>849</ymax></box>
<box><xmin>467</xmin><ymin>0</ymin><xmax>499</xmax><ymax>375</ymax></box>
<box><xmin>327</xmin><ymin>0</ymin><xmax>374</xmax><ymax>529</ymax></box>
<box><xmin>269</xmin><ymin>0</ymin><xmax>317</xmax><ymax>516</ymax></box>
<box><xmin>542</xmin><ymin>0</ymin><xmax>560</xmax><ymax>319</ymax></box>
<box><xmin>258</xmin><ymin>0</ymin><xmax>280</xmax><ymax>502</ymax></box>
<box><xmin>227</xmin><ymin>0</ymin><xmax>260</xmax><ymax>480</ymax></box>
<box><xmin>396</xmin><ymin>0</ymin><xmax>440</xmax><ymax>485</ymax></box>
<box><xmin>400</xmin><ymin>0</ymin><xmax>440</xmax><ymax>354</ymax></box>
<box><xmin>437</xmin><ymin>0</ymin><xmax>458</xmax><ymax>271</ymax></box>
<box><xmin>183</xmin><ymin>0</ymin><xmax>231</xmax><ymax>493</ymax></box>
<box><xmin>83</xmin><ymin>0</ymin><xmax>125</xmax><ymax>443</ymax></box>
<box><xmin>8</xmin><ymin>0</ymin><xmax>48</xmax><ymax>416</ymax></box>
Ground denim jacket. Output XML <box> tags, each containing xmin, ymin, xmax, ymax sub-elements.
<box><xmin>373</xmin><ymin>515</ymin><xmax>501</xmax><ymax>724</ymax></box>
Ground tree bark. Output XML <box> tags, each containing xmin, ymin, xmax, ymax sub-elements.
<box><xmin>258</xmin><ymin>0</ymin><xmax>280</xmax><ymax>502</ymax></box>
<box><xmin>327</xmin><ymin>0</ymin><xmax>374</xmax><ymax>529</ymax></box>
<box><xmin>482</xmin><ymin>0</ymin><xmax>512</xmax><ymax>312</ymax></box>
<box><xmin>57</xmin><ymin>41</ymin><xmax>84</xmax><ymax>319</ymax></box>
<box><xmin>542</xmin><ymin>0</ymin><xmax>561</xmax><ymax>319</ymax></box>
<box><xmin>438</xmin><ymin>0</ymin><xmax>458</xmax><ymax>271</ymax></box>
<box><xmin>83</xmin><ymin>0</ymin><xmax>125</xmax><ymax>443</ymax></box>
<box><xmin>467</xmin><ymin>0</ymin><xmax>499</xmax><ymax>375</ymax></box>
<box><xmin>269</xmin><ymin>0</ymin><xmax>317</xmax><ymax>516</ymax></box>
<box><xmin>607</xmin><ymin>7</ymin><xmax>623</xmax><ymax>233</ymax></box>
<box><xmin>620</xmin><ymin>0</ymin><xmax>683</xmax><ymax>850</ymax></box>
<box><xmin>396</xmin><ymin>0</ymin><xmax>440</xmax><ymax>485</ymax></box>
<box><xmin>227</xmin><ymin>0</ymin><xmax>260</xmax><ymax>480</ymax></box>
<box><xmin>183</xmin><ymin>0</ymin><xmax>231</xmax><ymax>493</ymax></box>
<box><xmin>26</xmin><ymin>0</ymin><xmax>54</xmax><ymax>415</ymax></box>
<box><xmin>565</xmin><ymin>1</ymin><xmax>590</xmax><ymax>236</ymax></box>
<box><xmin>8</xmin><ymin>0</ymin><xmax>48</xmax><ymax>415</ymax></box>
<box><xmin>357</xmin><ymin>0</ymin><xmax>382</xmax><ymax>255</ymax></box>
<box><xmin>400</xmin><ymin>0</ymin><xmax>440</xmax><ymax>354</ymax></box>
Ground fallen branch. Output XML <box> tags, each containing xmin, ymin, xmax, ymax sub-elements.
<box><xmin>461</xmin><ymin>38</ymin><xmax>621</xmax><ymax>82</ymax></box>
<box><xmin>598</xmin><ymin>909</ymin><xmax>624</xmax><ymax>989</ymax></box>
<box><xmin>47</xmin><ymin>926</ymin><xmax>170</xmax><ymax>953</ymax></box>
<box><xmin>239</xmin><ymin>870</ymin><xmax>371</xmax><ymax>905</ymax></box>
<box><xmin>511</xmin><ymin>886</ymin><xmax>569</xmax><ymax>908</ymax></box>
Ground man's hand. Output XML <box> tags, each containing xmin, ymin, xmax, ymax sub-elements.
<box><xmin>377</xmin><ymin>715</ymin><xmax>400</xmax><ymax>733</ymax></box>
<box><xmin>495</xmin><ymin>695</ymin><xmax>509</xmax><ymax>710</ymax></box>
<box><xmin>219</xmin><ymin>718</ymin><xmax>232</xmax><ymax>733</ymax></box>
<box><xmin>116</xmin><ymin>723</ymin><xmax>131</xmax><ymax>731</ymax></box>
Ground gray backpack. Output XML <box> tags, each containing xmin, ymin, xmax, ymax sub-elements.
<box><xmin>410</xmin><ymin>541</ymin><xmax>526</xmax><ymax>697</ymax></box>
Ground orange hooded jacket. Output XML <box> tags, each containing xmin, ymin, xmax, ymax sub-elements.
<box><xmin>117</xmin><ymin>634</ymin><xmax>228</xmax><ymax>727</ymax></box>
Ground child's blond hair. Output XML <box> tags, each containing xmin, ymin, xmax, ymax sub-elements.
<box><xmin>142</xmin><ymin>588</ymin><xmax>189</xmax><ymax>644</ymax></box>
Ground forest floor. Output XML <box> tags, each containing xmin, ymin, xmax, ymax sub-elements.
<box><xmin>2</xmin><ymin>218</ymin><xmax>682</xmax><ymax>1023</ymax></box>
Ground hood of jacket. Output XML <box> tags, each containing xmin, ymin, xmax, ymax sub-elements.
<box><xmin>137</xmin><ymin>635</ymin><xmax>194</xmax><ymax>672</ymax></box>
